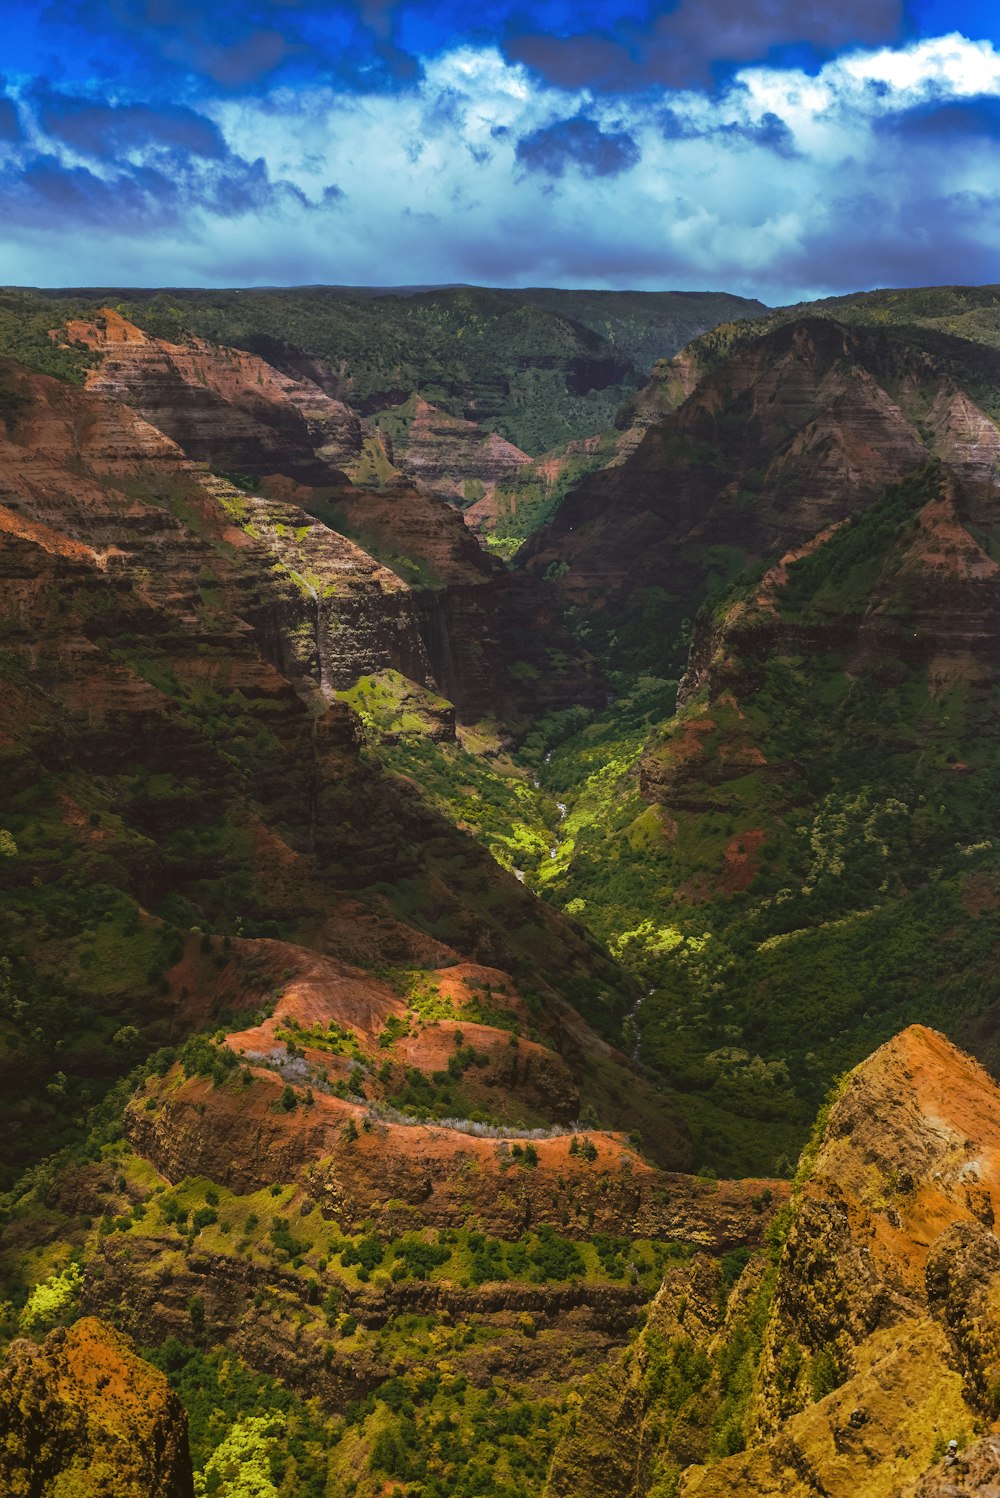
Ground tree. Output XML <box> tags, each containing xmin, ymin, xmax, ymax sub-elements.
<box><xmin>187</xmin><ymin>1294</ymin><xmax>205</xmax><ymax>1334</ymax></box>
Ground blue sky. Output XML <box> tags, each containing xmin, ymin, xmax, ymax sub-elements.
<box><xmin>1</xmin><ymin>0</ymin><xmax>999</xmax><ymax>297</ymax></box>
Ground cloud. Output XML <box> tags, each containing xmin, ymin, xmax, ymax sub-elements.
<box><xmin>507</xmin><ymin>0</ymin><xmax>905</xmax><ymax>92</ymax></box>
<box><xmin>1</xmin><ymin>34</ymin><xmax>999</xmax><ymax>300</ymax></box>
<box><xmin>660</xmin><ymin>102</ymin><xmax>797</xmax><ymax>154</ymax></box>
<box><xmin>0</xmin><ymin>142</ymin><xmax>315</xmax><ymax>239</ymax></box>
<box><xmin>42</xmin><ymin>0</ymin><xmax>422</xmax><ymax>93</ymax></box>
<box><xmin>0</xmin><ymin>95</ymin><xmax>22</xmax><ymax>144</ymax></box>
<box><xmin>13</xmin><ymin>153</ymin><xmax>258</xmax><ymax>226</ymax></box>
<box><xmin>515</xmin><ymin>115</ymin><xmax>641</xmax><ymax>178</ymax></box>
<box><xmin>32</xmin><ymin>91</ymin><xmax>227</xmax><ymax>159</ymax></box>
<box><xmin>876</xmin><ymin>91</ymin><xmax>1000</xmax><ymax>139</ymax></box>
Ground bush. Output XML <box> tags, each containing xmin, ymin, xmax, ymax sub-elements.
<box><xmin>19</xmin><ymin>1262</ymin><xmax>83</xmax><ymax>1336</ymax></box>
<box><xmin>178</xmin><ymin>1034</ymin><xmax>238</xmax><ymax>1086</ymax></box>
<box><xmin>341</xmin><ymin>1233</ymin><xmax>384</xmax><ymax>1274</ymax></box>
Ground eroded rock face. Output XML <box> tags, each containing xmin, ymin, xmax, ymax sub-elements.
<box><xmin>0</xmin><ymin>359</ymin><xmax>441</xmax><ymax>710</ymax></box>
<box><xmin>0</xmin><ymin>1317</ymin><xmax>194</xmax><ymax>1497</ymax></box>
<box><xmin>45</xmin><ymin>312</ymin><xmax>569</xmax><ymax>720</ymax></box>
<box><xmin>518</xmin><ymin>317</ymin><xmax>1000</xmax><ymax>633</ymax></box>
<box><xmin>545</xmin><ymin>1025</ymin><xmax>1000</xmax><ymax>1498</ymax></box>
<box><xmin>635</xmin><ymin>463</ymin><xmax>1000</xmax><ymax>892</ymax></box>
<box><xmin>691</xmin><ymin>1028</ymin><xmax>1000</xmax><ymax>1496</ymax></box>
<box><xmin>382</xmin><ymin>394</ymin><xmax>532</xmax><ymax>507</ymax></box>
<box><xmin>65</xmin><ymin>308</ymin><xmax>380</xmax><ymax>483</ymax></box>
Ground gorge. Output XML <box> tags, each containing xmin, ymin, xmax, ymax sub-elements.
<box><xmin>4</xmin><ymin>281</ymin><xmax>1000</xmax><ymax>1496</ymax></box>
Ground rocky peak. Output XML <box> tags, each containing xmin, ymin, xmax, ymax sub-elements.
<box><xmin>375</xmin><ymin>392</ymin><xmax>532</xmax><ymax>509</ymax></box>
<box><xmin>61</xmin><ymin>307</ymin><xmax>391</xmax><ymax>484</ymax></box>
<box><xmin>678</xmin><ymin>1026</ymin><xmax>1000</xmax><ymax>1495</ymax></box>
<box><xmin>0</xmin><ymin>1317</ymin><xmax>194</xmax><ymax>1496</ymax></box>
<box><xmin>800</xmin><ymin>1025</ymin><xmax>1000</xmax><ymax>1292</ymax></box>
<box><xmin>929</xmin><ymin>388</ymin><xmax>1000</xmax><ymax>496</ymax></box>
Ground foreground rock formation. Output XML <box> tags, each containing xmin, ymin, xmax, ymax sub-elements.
<box><xmin>548</xmin><ymin>1025</ymin><xmax>1000</xmax><ymax>1497</ymax></box>
<box><xmin>0</xmin><ymin>1317</ymin><xmax>194</xmax><ymax>1496</ymax></box>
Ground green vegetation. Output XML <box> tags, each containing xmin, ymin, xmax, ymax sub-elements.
<box><xmin>18</xmin><ymin>1261</ymin><xmax>83</xmax><ymax>1336</ymax></box>
<box><xmin>146</xmin><ymin>1341</ymin><xmax>334</xmax><ymax>1497</ymax></box>
<box><xmin>495</xmin><ymin>464</ymin><xmax>1000</xmax><ymax>1173</ymax></box>
<box><xmin>0</xmin><ymin>291</ymin><xmax>99</xmax><ymax>384</ymax></box>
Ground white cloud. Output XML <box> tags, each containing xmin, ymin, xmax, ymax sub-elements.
<box><xmin>2</xmin><ymin>34</ymin><xmax>1000</xmax><ymax>297</ymax></box>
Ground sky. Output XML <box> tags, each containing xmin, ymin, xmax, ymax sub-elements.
<box><xmin>1</xmin><ymin>0</ymin><xmax>1000</xmax><ymax>298</ymax></box>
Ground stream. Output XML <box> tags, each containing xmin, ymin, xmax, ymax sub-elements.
<box><xmin>625</xmin><ymin>987</ymin><xmax>655</xmax><ymax>1061</ymax></box>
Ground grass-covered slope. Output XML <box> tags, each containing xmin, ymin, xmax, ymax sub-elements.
<box><xmin>2</xmin><ymin>284</ymin><xmax>764</xmax><ymax>459</ymax></box>
<box><xmin>524</xmin><ymin>463</ymin><xmax>1000</xmax><ymax>1173</ymax></box>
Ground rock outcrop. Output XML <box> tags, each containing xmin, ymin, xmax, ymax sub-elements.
<box><xmin>518</xmin><ymin>317</ymin><xmax>1000</xmax><ymax>638</ymax></box>
<box><xmin>378</xmin><ymin>393</ymin><xmax>532</xmax><ymax>508</ymax></box>
<box><xmin>686</xmin><ymin>1028</ymin><xmax>1000</xmax><ymax>1497</ymax></box>
<box><xmin>0</xmin><ymin>1317</ymin><xmax>194</xmax><ymax>1496</ymax></box>
<box><xmin>64</xmin><ymin>307</ymin><xmax>383</xmax><ymax>484</ymax></box>
<box><xmin>545</xmin><ymin>1025</ymin><xmax>1000</xmax><ymax>1498</ymax></box>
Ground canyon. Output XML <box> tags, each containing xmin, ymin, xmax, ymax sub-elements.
<box><xmin>3</xmin><ymin>281</ymin><xmax>1000</xmax><ymax>1495</ymax></box>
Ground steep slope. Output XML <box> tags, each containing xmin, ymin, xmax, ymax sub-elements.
<box><xmin>633</xmin><ymin>284</ymin><xmax>1000</xmax><ymax>421</ymax></box>
<box><xmin>682</xmin><ymin>1026</ymin><xmax>1000</xmax><ymax>1497</ymax></box>
<box><xmin>518</xmin><ymin>316</ymin><xmax>1000</xmax><ymax>671</ymax></box>
<box><xmin>530</xmin><ymin>455</ymin><xmax>1000</xmax><ymax>1170</ymax></box>
<box><xmin>0</xmin><ymin>341</ymin><xmax>796</xmax><ymax>1492</ymax></box>
<box><xmin>46</xmin><ymin>306</ymin><xmax>597</xmax><ymax>720</ymax></box>
<box><xmin>0</xmin><ymin>1316</ymin><xmax>194</xmax><ymax>1496</ymax></box>
<box><xmin>547</xmin><ymin>1025</ymin><xmax>1000</xmax><ymax>1498</ymax></box>
<box><xmin>0</xmin><ymin>354</ymin><xmax>668</xmax><ymax>1191</ymax></box>
<box><xmin>63</xmin><ymin>305</ymin><xmax>386</xmax><ymax>485</ymax></box>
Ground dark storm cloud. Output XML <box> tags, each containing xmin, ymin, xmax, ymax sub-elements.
<box><xmin>515</xmin><ymin>116</ymin><xmax>641</xmax><ymax>179</ymax></box>
<box><xmin>776</xmin><ymin>188</ymin><xmax>1000</xmax><ymax>293</ymax></box>
<box><xmin>0</xmin><ymin>96</ymin><xmax>22</xmax><ymax>144</ymax></box>
<box><xmin>32</xmin><ymin>91</ymin><xmax>227</xmax><ymax>159</ymax></box>
<box><xmin>0</xmin><ymin>144</ymin><xmax>315</xmax><ymax>233</ymax></box>
<box><xmin>875</xmin><ymin>93</ymin><xmax>1000</xmax><ymax>141</ymax></box>
<box><xmin>507</xmin><ymin>0</ymin><xmax>904</xmax><ymax>91</ymax></box>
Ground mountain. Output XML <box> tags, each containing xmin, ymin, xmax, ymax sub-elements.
<box><xmin>3</xmin><ymin>283</ymin><xmax>766</xmax><ymax>458</ymax></box>
<box><xmin>547</xmin><ymin>1024</ymin><xmax>1000</xmax><ymax>1497</ymax></box>
<box><xmin>5</xmin><ymin>279</ymin><xmax>1000</xmax><ymax>1496</ymax></box>
<box><xmin>517</xmin><ymin>312</ymin><xmax>1000</xmax><ymax>666</ymax></box>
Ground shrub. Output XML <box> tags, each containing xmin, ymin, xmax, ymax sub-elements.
<box><xmin>19</xmin><ymin>1262</ymin><xmax>83</xmax><ymax>1336</ymax></box>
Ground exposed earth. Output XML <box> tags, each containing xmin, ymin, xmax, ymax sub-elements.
<box><xmin>4</xmin><ymin>280</ymin><xmax>1000</xmax><ymax>1495</ymax></box>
